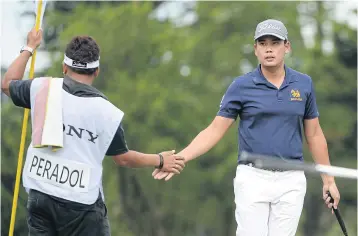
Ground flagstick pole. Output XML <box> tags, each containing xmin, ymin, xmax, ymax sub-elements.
<box><xmin>8</xmin><ymin>1</ymin><xmax>44</xmax><ymax>235</ymax></box>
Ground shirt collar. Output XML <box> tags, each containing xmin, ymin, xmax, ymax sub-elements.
<box><xmin>252</xmin><ymin>64</ymin><xmax>298</xmax><ymax>86</ymax></box>
<box><xmin>63</xmin><ymin>75</ymin><xmax>108</xmax><ymax>100</ymax></box>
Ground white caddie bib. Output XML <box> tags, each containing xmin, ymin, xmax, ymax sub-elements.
<box><xmin>25</xmin><ymin>150</ymin><xmax>91</xmax><ymax>193</ymax></box>
<box><xmin>23</xmin><ymin>77</ymin><xmax>124</xmax><ymax>205</ymax></box>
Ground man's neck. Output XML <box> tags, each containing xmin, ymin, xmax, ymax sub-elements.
<box><xmin>260</xmin><ymin>63</ymin><xmax>285</xmax><ymax>82</ymax></box>
<box><xmin>65</xmin><ymin>73</ymin><xmax>94</xmax><ymax>85</ymax></box>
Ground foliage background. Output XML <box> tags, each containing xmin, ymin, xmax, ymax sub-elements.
<box><xmin>1</xmin><ymin>1</ymin><xmax>357</xmax><ymax>236</ymax></box>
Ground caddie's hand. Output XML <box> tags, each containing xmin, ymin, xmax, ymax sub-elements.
<box><xmin>27</xmin><ymin>27</ymin><xmax>43</xmax><ymax>49</ymax></box>
<box><xmin>160</xmin><ymin>151</ymin><xmax>185</xmax><ymax>174</ymax></box>
<box><xmin>323</xmin><ymin>181</ymin><xmax>340</xmax><ymax>214</ymax></box>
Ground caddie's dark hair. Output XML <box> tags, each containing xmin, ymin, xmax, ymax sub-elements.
<box><xmin>65</xmin><ymin>36</ymin><xmax>100</xmax><ymax>75</ymax></box>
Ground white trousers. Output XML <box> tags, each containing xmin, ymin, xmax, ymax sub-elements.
<box><xmin>234</xmin><ymin>164</ymin><xmax>306</xmax><ymax>236</ymax></box>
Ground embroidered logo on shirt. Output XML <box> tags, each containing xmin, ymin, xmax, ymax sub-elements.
<box><xmin>290</xmin><ymin>89</ymin><xmax>302</xmax><ymax>101</ymax></box>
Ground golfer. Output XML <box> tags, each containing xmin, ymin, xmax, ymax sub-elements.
<box><xmin>153</xmin><ymin>19</ymin><xmax>340</xmax><ymax>236</ymax></box>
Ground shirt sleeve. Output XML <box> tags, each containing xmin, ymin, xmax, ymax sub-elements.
<box><xmin>216</xmin><ymin>79</ymin><xmax>242</xmax><ymax>120</ymax></box>
<box><xmin>8</xmin><ymin>80</ymin><xmax>33</xmax><ymax>109</ymax></box>
<box><xmin>304</xmin><ymin>78</ymin><xmax>319</xmax><ymax>119</ymax></box>
<box><xmin>105</xmin><ymin>123</ymin><xmax>129</xmax><ymax>156</ymax></box>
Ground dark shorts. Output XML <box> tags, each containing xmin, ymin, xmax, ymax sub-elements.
<box><xmin>26</xmin><ymin>189</ymin><xmax>111</xmax><ymax>236</ymax></box>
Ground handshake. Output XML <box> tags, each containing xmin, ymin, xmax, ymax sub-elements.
<box><xmin>152</xmin><ymin>150</ymin><xmax>186</xmax><ymax>181</ymax></box>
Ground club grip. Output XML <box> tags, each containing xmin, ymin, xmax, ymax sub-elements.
<box><xmin>327</xmin><ymin>192</ymin><xmax>335</xmax><ymax>204</ymax></box>
<box><xmin>327</xmin><ymin>191</ymin><xmax>348</xmax><ymax>236</ymax></box>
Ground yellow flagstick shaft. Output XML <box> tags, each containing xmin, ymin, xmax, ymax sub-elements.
<box><xmin>8</xmin><ymin>1</ymin><xmax>44</xmax><ymax>235</ymax></box>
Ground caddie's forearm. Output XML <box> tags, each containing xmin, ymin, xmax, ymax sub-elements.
<box><xmin>114</xmin><ymin>150</ymin><xmax>160</xmax><ymax>168</ymax></box>
<box><xmin>307</xmin><ymin>133</ymin><xmax>334</xmax><ymax>184</ymax></box>
<box><xmin>5</xmin><ymin>51</ymin><xmax>32</xmax><ymax>81</ymax></box>
<box><xmin>2</xmin><ymin>51</ymin><xmax>32</xmax><ymax>96</ymax></box>
<box><xmin>178</xmin><ymin>127</ymin><xmax>222</xmax><ymax>163</ymax></box>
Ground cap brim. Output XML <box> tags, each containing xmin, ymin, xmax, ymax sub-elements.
<box><xmin>254</xmin><ymin>33</ymin><xmax>286</xmax><ymax>40</ymax></box>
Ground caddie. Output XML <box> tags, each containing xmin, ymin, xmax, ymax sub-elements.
<box><xmin>2</xmin><ymin>27</ymin><xmax>185</xmax><ymax>236</ymax></box>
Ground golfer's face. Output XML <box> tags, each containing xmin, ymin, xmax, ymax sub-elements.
<box><xmin>254</xmin><ymin>36</ymin><xmax>290</xmax><ymax>67</ymax></box>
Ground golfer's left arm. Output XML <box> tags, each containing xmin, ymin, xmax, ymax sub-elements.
<box><xmin>303</xmin><ymin>78</ymin><xmax>340</xmax><ymax>209</ymax></box>
<box><xmin>304</xmin><ymin>118</ymin><xmax>340</xmax><ymax>209</ymax></box>
<box><xmin>304</xmin><ymin>118</ymin><xmax>333</xmax><ymax>182</ymax></box>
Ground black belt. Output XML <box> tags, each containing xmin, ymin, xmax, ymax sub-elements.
<box><xmin>238</xmin><ymin>160</ymin><xmax>286</xmax><ymax>172</ymax></box>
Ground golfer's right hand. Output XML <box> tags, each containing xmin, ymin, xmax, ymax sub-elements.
<box><xmin>159</xmin><ymin>150</ymin><xmax>185</xmax><ymax>174</ymax></box>
<box><xmin>152</xmin><ymin>169</ymin><xmax>175</xmax><ymax>181</ymax></box>
<box><xmin>27</xmin><ymin>27</ymin><xmax>43</xmax><ymax>50</ymax></box>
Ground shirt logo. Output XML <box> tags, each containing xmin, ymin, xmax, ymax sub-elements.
<box><xmin>290</xmin><ymin>89</ymin><xmax>302</xmax><ymax>101</ymax></box>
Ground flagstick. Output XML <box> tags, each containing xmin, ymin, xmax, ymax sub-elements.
<box><xmin>8</xmin><ymin>1</ymin><xmax>44</xmax><ymax>235</ymax></box>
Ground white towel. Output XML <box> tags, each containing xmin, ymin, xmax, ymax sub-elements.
<box><xmin>32</xmin><ymin>77</ymin><xmax>63</xmax><ymax>151</ymax></box>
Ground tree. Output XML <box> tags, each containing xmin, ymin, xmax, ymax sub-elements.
<box><xmin>21</xmin><ymin>1</ymin><xmax>165</xmax><ymax>52</ymax></box>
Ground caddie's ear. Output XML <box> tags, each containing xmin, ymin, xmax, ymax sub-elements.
<box><xmin>94</xmin><ymin>67</ymin><xmax>100</xmax><ymax>78</ymax></box>
<box><xmin>62</xmin><ymin>64</ymin><xmax>68</xmax><ymax>75</ymax></box>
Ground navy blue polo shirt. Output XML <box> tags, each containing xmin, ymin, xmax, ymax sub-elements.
<box><xmin>217</xmin><ymin>65</ymin><xmax>319</xmax><ymax>161</ymax></box>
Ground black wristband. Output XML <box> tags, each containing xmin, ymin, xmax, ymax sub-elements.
<box><xmin>155</xmin><ymin>153</ymin><xmax>164</xmax><ymax>169</ymax></box>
